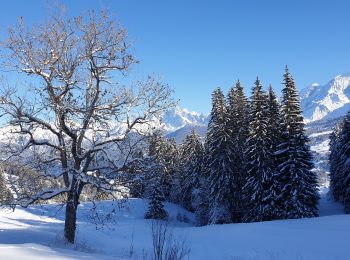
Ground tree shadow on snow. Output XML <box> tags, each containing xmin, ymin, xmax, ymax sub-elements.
<box><xmin>0</xmin><ymin>218</ymin><xmax>63</xmax><ymax>245</ymax></box>
<box><xmin>0</xmin><ymin>206</ymin><xmax>104</xmax><ymax>257</ymax></box>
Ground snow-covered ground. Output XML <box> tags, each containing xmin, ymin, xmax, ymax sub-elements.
<box><xmin>0</xmin><ymin>190</ymin><xmax>348</xmax><ymax>260</ymax></box>
<box><xmin>310</xmin><ymin>139</ymin><xmax>330</xmax><ymax>154</ymax></box>
<box><xmin>308</xmin><ymin>130</ymin><xmax>333</xmax><ymax>138</ymax></box>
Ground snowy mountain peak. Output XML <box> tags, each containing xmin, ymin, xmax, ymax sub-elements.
<box><xmin>301</xmin><ymin>74</ymin><xmax>350</xmax><ymax>122</ymax></box>
<box><xmin>161</xmin><ymin>106</ymin><xmax>209</xmax><ymax>132</ymax></box>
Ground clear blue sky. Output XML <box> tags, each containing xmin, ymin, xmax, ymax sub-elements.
<box><xmin>1</xmin><ymin>0</ymin><xmax>350</xmax><ymax>113</ymax></box>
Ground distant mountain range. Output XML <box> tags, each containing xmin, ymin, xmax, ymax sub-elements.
<box><xmin>161</xmin><ymin>106</ymin><xmax>209</xmax><ymax>132</ymax></box>
<box><xmin>161</xmin><ymin>106</ymin><xmax>208</xmax><ymax>143</ymax></box>
<box><xmin>300</xmin><ymin>73</ymin><xmax>350</xmax><ymax>123</ymax></box>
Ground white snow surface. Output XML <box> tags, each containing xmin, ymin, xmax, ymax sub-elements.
<box><xmin>308</xmin><ymin>130</ymin><xmax>333</xmax><ymax>138</ymax></box>
<box><xmin>310</xmin><ymin>139</ymin><xmax>330</xmax><ymax>154</ymax></box>
<box><xmin>0</xmin><ymin>193</ymin><xmax>348</xmax><ymax>260</ymax></box>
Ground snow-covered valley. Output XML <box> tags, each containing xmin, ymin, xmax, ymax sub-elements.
<box><xmin>0</xmin><ymin>191</ymin><xmax>347</xmax><ymax>260</ymax></box>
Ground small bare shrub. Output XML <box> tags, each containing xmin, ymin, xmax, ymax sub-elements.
<box><xmin>149</xmin><ymin>220</ymin><xmax>190</xmax><ymax>260</ymax></box>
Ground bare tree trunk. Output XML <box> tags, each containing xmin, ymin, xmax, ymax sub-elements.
<box><xmin>64</xmin><ymin>178</ymin><xmax>81</xmax><ymax>244</ymax></box>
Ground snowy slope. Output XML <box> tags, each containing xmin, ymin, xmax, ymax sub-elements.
<box><xmin>0</xmin><ymin>196</ymin><xmax>348</xmax><ymax>260</ymax></box>
<box><xmin>166</xmin><ymin>124</ymin><xmax>207</xmax><ymax>143</ymax></box>
<box><xmin>301</xmin><ymin>73</ymin><xmax>350</xmax><ymax>122</ymax></box>
<box><xmin>0</xmin><ymin>200</ymin><xmax>194</xmax><ymax>260</ymax></box>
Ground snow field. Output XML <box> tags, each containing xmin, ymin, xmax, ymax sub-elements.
<box><xmin>0</xmin><ymin>192</ymin><xmax>348</xmax><ymax>260</ymax></box>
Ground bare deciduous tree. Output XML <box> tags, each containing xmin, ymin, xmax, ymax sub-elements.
<box><xmin>0</xmin><ymin>10</ymin><xmax>174</xmax><ymax>243</ymax></box>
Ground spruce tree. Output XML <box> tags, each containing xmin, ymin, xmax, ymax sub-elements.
<box><xmin>206</xmin><ymin>87</ymin><xmax>235</xmax><ymax>224</ymax></box>
<box><xmin>147</xmin><ymin>132</ymin><xmax>179</xmax><ymax>202</ymax></box>
<box><xmin>276</xmin><ymin>66</ymin><xmax>319</xmax><ymax>219</ymax></box>
<box><xmin>266</xmin><ymin>85</ymin><xmax>283</xmax><ymax>169</ymax></box>
<box><xmin>143</xmin><ymin>133</ymin><xmax>171</xmax><ymax>220</ymax></box>
<box><xmin>163</xmin><ymin>138</ymin><xmax>180</xmax><ymax>202</ymax></box>
<box><xmin>145</xmin><ymin>182</ymin><xmax>168</xmax><ymax>220</ymax></box>
<box><xmin>0</xmin><ymin>171</ymin><xmax>12</xmax><ymax>205</ymax></box>
<box><xmin>226</xmin><ymin>80</ymin><xmax>249</xmax><ymax>222</ymax></box>
<box><xmin>194</xmin><ymin>142</ymin><xmax>210</xmax><ymax>225</ymax></box>
<box><xmin>329</xmin><ymin>112</ymin><xmax>350</xmax><ymax>212</ymax></box>
<box><xmin>244</xmin><ymin>78</ymin><xmax>278</xmax><ymax>222</ymax></box>
<box><xmin>179</xmin><ymin>129</ymin><xmax>204</xmax><ymax>212</ymax></box>
<box><xmin>194</xmin><ymin>177</ymin><xmax>210</xmax><ymax>225</ymax></box>
<box><xmin>329</xmin><ymin>122</ymin><xmax>345</xmax><ymax>203</ymax></box>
